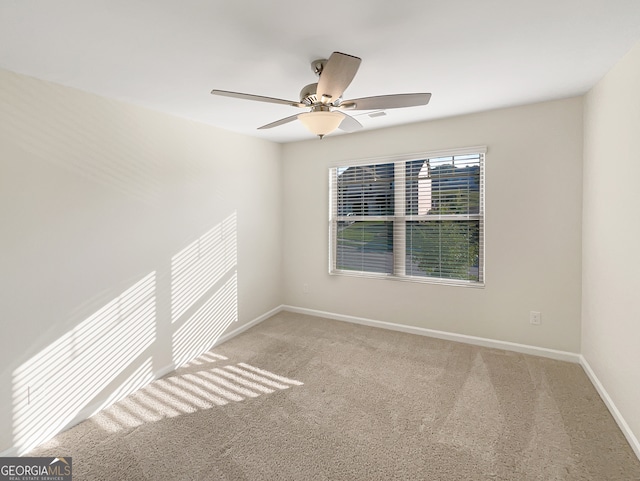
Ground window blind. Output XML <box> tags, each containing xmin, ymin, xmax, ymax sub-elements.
<box><xmin>331</xmin><ymin>163</ymin><xmax>395</xmax><ymax>275</ymax></box>
<box><xmin>329</xmin><ymin>150</ymin><xmax>484</xmax><ymax>286</ymax></box>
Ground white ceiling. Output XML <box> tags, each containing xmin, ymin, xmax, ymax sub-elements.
<box><xmin>2</xmin><ymin>1</ymin><xmax>640</xmax><ymax>143</ymax></box>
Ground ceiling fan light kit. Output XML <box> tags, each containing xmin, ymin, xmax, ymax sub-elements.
<box><xmin>211</xmin><ymin>51</ymin><xmax>431</xmax><ymax>139</ymax></box>
<box><xmin>298</xmin><ymin>111</ymin><xmax>344</xmax><ymax>138</ymax></box>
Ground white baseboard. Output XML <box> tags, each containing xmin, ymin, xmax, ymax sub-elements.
<box><xmin>579</xmin><ymin>355</ymin><xmax>640</xmax><ymax>460</ymax></box>
<box><xmin>282</xmin><ymin>305</ymin><xmax>581</xmax><ymax>363</ymax></box>
<box><xmin>0</xmin><ymin>447</ymin><xmax>17</xmax><ymax>457</ymax></box>
<box><xmin>212</xmin><ymin>304</ymin><xmax>283</xmax><ymax>347</ymax></box>
<box><xmin>4</xmin><ymin>305</ymin><xmax>282</xmax><ymax>457</ymax></box>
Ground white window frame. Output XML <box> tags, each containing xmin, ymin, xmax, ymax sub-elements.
<box><xmin>329</xmin><ymin>146</ymin><xmax>486</xmax><ymax>288</ymax></box>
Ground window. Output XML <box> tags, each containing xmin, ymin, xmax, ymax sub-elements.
<box><xmin>329</xmin><ymin>148</ymin><xmax>485</xmax><ymax>286</ymax></box>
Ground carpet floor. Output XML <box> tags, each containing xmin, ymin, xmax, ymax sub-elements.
<box><xmin>29</xmin><ymin>311</ymin><xmax>640</xmax><ymax>480</ymax></box>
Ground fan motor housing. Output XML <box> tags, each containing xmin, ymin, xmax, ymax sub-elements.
<box><xmin>299</xmin><ymin>83</ymin><xmax>319</xmax><ymax>105</ymax></box>
<box><xmin>300</xmin><ymin>82</ymin><xmax>342</xmax><ymax>107</ymax></box>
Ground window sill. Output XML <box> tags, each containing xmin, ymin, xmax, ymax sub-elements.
<box><xmin>329</xmin><ymin>269</ymin><xmax>485</xmax><ymax>288</ymax></box>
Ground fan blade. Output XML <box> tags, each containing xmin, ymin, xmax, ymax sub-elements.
<box><xmin>316</xmin><ymin>52</ymin><xmax>361</xmax><ymax>105</ymax></box>
<box><xmin>338</xmin><ymin>93</ymin><xmax>431</xmax><ymax>111</ymax></box>
<box><xmin>211</xmin><ymin>89</ymin><xmax>305</xmax><ymax>108</ymax></box>
<box><xmin>338</xmin><ymin>112</ymin><xmax>363</xmax><ymax>133</ymax></box>
<box><xmin>258</xmin><ymin>114</ymin><xmax>300</xmax><ymax>130</ymax></box>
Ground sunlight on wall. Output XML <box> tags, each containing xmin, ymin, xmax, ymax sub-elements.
<box><xmin>171</xmin><ymin>212</ymin><xmax>238</xmax><ymax>369</ymax></box>
<box><xmin>11</xmin><ymin>212</ymin><xmax>243</xmax><ymax>454</ymax></box>
<box><xmin>92</xmin><ymin>354</ymin><xmax>303</xmax><ymax>433</ymax></box>
<box><xmin>12</xmin><ymin>272</ymin><xmax>156</xmax><ymax>454</ymax></box>
<box><xmin>171</xmin><ymin>213</ymin><xmax>237</xmax><ymax>322</ymax></box>
<box><xmin>89</xmin><ymin>357</ymin><xmax>155</xmax><ymax>415</ymax></box>
<box><xmin>172</xmin><ymin>273</ymin><xmax>237</xmax><ymax>368</ymax></box>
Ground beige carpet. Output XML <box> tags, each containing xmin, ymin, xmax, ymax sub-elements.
<box><xmin>29</xmin><ymin>311</ymin><xmax>640</xmax><ymax>480</ymax></box>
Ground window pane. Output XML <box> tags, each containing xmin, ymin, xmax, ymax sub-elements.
<box><xmin>406</xmin><ymin>220</ymin><xmax>480</xmax><ymax>281</ymax></box>
<box><xmin>337</xmin><ymin>163</ymin><xmax>394</xmax><ymax>216</ymax></box>
<box><xmin>336</xmin><ymin>221</ymin><xmax>393</xmax><ymax>274</ymax></box>
<box><xmin>406</xmin><ymin>155</ymin><xmax>481</xmax><ymax>215</ymax></box>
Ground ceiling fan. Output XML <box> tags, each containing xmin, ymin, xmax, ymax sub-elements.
<box><xmin>211</xmin><ymin>52</ymin><xmax>431</xmax><ymax>139</ymax></box>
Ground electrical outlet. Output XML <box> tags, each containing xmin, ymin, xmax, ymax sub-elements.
<box><xmin>530</xmin><ymin>311</ymin><xmax>541</xmax><ymax>325</ymax></box>
<box><xmin>303</xmin><ymin>283</ymin><xmax>309</xmax><ymax>294</ymax></box>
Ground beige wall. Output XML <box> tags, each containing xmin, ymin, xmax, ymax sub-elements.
<box><xmin>583</xmin><ymin>41</ymin><xmax>640</xmax><ymax>444</ymax></box>
<box><xmin>282</xmin><ymin>98</ymin><xmax>583</xmax><ymax>353</ymax></box>
<box><xmin>0</xmin><ymin>69</ymin><xmax>282</xmax><ymax>454</ymax></box>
